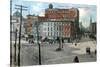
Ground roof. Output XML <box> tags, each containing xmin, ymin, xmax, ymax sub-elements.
<box><xmin>13</xmin><ymin>11</ymin><xmax>21</xmax><ymax>17</ymax></box>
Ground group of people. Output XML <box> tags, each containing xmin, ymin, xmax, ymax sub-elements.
<box><xmin>89</xmin><ymin>34</ymin><xmax>96</xmax><ymax>40</ymax></box>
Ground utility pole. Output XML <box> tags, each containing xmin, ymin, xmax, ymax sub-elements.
<box><xmin>14</xmin><ymin>28</ymin><xmax>18</xmax><ymax>64</ymax></box>
<box><xmin>61</xmin><ymin>22</ymin><xmax>63</xmax><ymax>48</ymax></box>
<box><xmin>36</xmin><ymin>21</ymin><xmax>41</xmax><ymax>65</ymax></box>
<box><xmin>15</xmin><ymin>5</ymin><xmax>27</xmax><ymax>66</ymax></box>
<box><xmin>56</xmin><ymin>12</ymin><xmax>63</xmax><ymax>51</ymax></box>
<box><xmin>59</xmin><ymin>23</ymin><xmax>63</xmax><ymax>49</ymax></box>
<box><xmin>10</xmin><ymin>0</ymin><xmax>12</xmax><ymax>66</ymax></box>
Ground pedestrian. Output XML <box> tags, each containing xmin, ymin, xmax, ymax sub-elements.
<box><xmin>31</xmin><ymin>40</ymin><xmax>34</xmax><ymax>44</ymax></box>
<box><xmin>26</xmin><ymin>37</ymin><xmax>28</xmax><ymax>41</ymax></box>
<box><xmin>95</xmin><ymin>49</ymin><xmax>97</xmax><ymax>55</ymax></box>
<box><xmin>73</xmin><ymin>56</ymin><xmax>79</xmax><ymax>63</ymax></box>
<box><xmin>62</xmin><ymin>38</ymin><xmax>64</xmax><ymax>43</ymax></box>
<box><xmin>72</xmin><ymin>41</ymin><xmax>73</xmax><ymax>44</ymax></box>
<box><xmin>75</xmin><ymin>43</ymin><xmax>77</xmax><ymax>46</ymax></box>
<box><xmin>86</xmin><ymin>47</ymin><xmax>91</xmax><ymax>55</ymax></box>
<box><xmin>29</xmin><ymin>39</ymin><xmax>31</xmax><ymax>43</ymax></box>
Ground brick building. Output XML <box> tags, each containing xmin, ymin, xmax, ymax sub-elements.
<box><xmin>38</xmin><ymin>4</ymin><xmax>79</xmax><ymax>42</ymax></box>
<box><xmin>26</xmin><ymin>4</ymin><xmax>79</xmax><ymax>42</ymax></box>
<box><xmin>26</xmin><ymin>15</ymin><xmax>38</xmax><ymax>35</ymax></box>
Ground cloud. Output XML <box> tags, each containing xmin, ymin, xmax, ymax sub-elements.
<box><xmin>32</xmin><ymin>2</ymin><xmax>45</xmax><ymax>16</ymax></box>
<box><xmin>39</xmin><ymin>11</ymin><xmax>45</xmax><ymax>16</ymax></box>
<box><xmin>78</xmin><ymin>8</ymin><xmax>91</xmax><ymax>27</ymax></box>
<box><xmin>79</xmin><ymin>8</ymin><xmax>90</xmax><ymax>17</ymax></box>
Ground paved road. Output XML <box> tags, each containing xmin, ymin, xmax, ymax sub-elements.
<box><xmin>11</xmin><ymin>36</ymin><xmax>96</xmax><ymax>66</ymax></box>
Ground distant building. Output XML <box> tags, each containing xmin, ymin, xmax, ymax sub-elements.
<box><xmin>90</xmin><ymin>22</ymin><xmax>96</xmax><ymax>35</ymax></box>
<box><xmin>26</xmin><ymin>15</ymin><xmax>33</xmax><ymax>34</ymax></box>
<box><xmin>26</xmin><ymin>14</ymin><xmax>38</xmax><ymax>36</ymax></box>
<box><xmin>11</xmin><ymin>11</ymin><xmax>20</xmax><ymax>33</ymax></box>
<box><xmin>89</xmin><ymin>17</ymin><xmax>96</xmax><ymax>36</ymax></box>
<box><xmin>11</xmin><ymin>11</ymin><xmax>26</xmax><ymax>34</ymax></box>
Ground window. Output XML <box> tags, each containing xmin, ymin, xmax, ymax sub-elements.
<box><xmin>51</xmin><ymin>23</ymin><xmax>52</xmax><ymax>26</ymax></box>
<box><xmin>48</xmin><ymin>32</ymin><xmax>50</xmax><ymax>36</ymax></box>
<box><xmin>48</xmin><ymin>23</ymin><xmax>49</xmax><ymax>26</ymax></box>
<box><xmin>51</xmin><ymin>31</ymin><xmax>52</xmax><ymax>36</ymax></box>
<box><xmin>51</xmin><ymin>27</ymin><xmax>52</xmax><ymax>31</ymax></box>
<box><xmin>48</xmin><ymin>27</ymin><xmax>49</xmax><ymax>31</ymax></box>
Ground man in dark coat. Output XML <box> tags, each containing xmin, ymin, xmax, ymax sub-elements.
<box><xmin>73</xmin><ymin>56</ymin><xmax>79</xmax><ymax>63</ymax></box>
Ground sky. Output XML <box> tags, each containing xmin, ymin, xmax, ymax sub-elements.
<box><xmin>11</xmin><ymin>0</ymin><xmax>97</xmax><ymax>28</ymax></box>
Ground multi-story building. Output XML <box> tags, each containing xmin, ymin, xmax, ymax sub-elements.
<box><xmin>25</xmin><ymin>14</ymin><xmax>40</xmax><ymax>40</ymax></box>
<box><xmin>11</xmin><ymin>11</ymin><xmax>20</xmax><ymax>33</ymax></box>
<box><xmin>89</xmin><ymin>17</ymin><xmax>96</xmax><ymax>35</ymax></box>
<box><xmin>25</xmin><ymin>4</ymin><xmax>79</xmax><ymax>42</ymax></box>
<box><xmin>90</xmin><ymin>22</ymin><xmax>96</xmax><ymax>35</ymax></box>
<box><xmin>12</xmin><ymin>11</ymin><xmax>26</xmax><ymax>33</ymax></box>
<box><xmin>88</xmin><ymin>17</ymin><xmax>96</xmax><ymax>39</ymax></box>
<box><xmin>26</xmin><ymin>15</ymin><xmax>33</xmax><ymax>35</ymax></box>
<box><xmin>11</xmin><ymin>11</ymin><xmax>26</xmax><ymax>41</ymax></box>
<box><xmin>37</xmin><ymin>4</ymin><xmax>79</xmax><ymax>42</ymax></box>
<box><xmin>26</xmin><ymin>15</ymin><xmax>38</xmax><ymax>34</ymax></box>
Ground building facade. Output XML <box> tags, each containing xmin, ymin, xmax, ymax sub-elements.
<box><xmin>89</xmin><ymin>17</ymin><xmax>96</xmax><ymax>36</ymax></box>
<box><xmin>90</xmin><ymin>22</ymin><xmax>96</xmax><ymax>35</ymax></box>
<box><xmin>26</xmin><ymin>4</ymin><xmax>79</xmax><ymax>42</ymax></box>
<box><xmin>37</xmin><ymin>4</ymin><xmax>79</xmax><ymax>42</ymax></box>
<box><xmin>26</xmin><ymin>15</ymin><xmax>33</xmax><ymax>35</ymax></box>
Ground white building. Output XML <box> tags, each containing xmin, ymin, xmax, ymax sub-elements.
<box><xmin>11</xmin><ymin>11</ymin><xmax>26</xmax><ymax>35</ymax></box>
